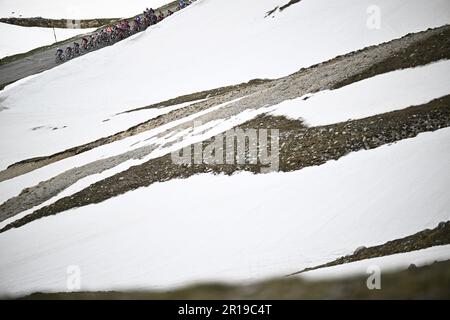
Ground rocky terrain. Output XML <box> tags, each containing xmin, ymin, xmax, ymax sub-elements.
<box><xmin>0</xmin><ymin>17</ymin><xmax>118</xmax><ymax>29</ymax></box>
<box><xmin>291</xmin><ymin>221</ymin><xmax>450</xmax><ymax>275</ymax></box>
<box><xmin>1</xmin><ymin>25</ymin><xmax>449</xmax><ymax>233</ymax></box>
<box><xmin>0</xmin><ymin>0</ymin><xmax>449</xmax><ymax>298</ymax></box>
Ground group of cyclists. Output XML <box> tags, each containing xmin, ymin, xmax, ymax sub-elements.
<box><xmin>55</xmin><ymin>0</ymin><xmax>195</xmax><ymax>63</ymax></box>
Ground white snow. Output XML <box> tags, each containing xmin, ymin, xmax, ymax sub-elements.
<box><xmin>1</xmin><ymin>127</ymin><xmax>449</xmax><ymax>297</ymax></box>
<box><xmin>0</xmin><ymin>98</ymin><xmax>210</xmax><ymax>206</ymax></box>
<box><xmin>300</xmin><ymin>245</ymin><xmax>450</xmax><ymax>281</ymax></box>
<box><xmin>1</xmin><ymin>0</ymin><xmax>449</xmax><ymax>168</ymax></box>
<box><xmin>0</xmin><ymin>22</ymin><xmax>93</xmax><ymax>59</ymax></box>
<box><xmin>269</xmin><ymin>59</ymin><xmax>450</xmax><ymax>126</ymax></box>
<box><xmin>0</xmin><ymin>96</ymin><xmax>271</xmax><ymax>227</ymax></box>
<box><xmin>0</xmin><ymin>0</ymin><xmax>174</xmax><ymax>19</ymax></box>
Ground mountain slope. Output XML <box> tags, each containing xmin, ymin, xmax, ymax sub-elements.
<box><xmin>0</xmin><ymin>0</ymin><xmax>174</xmax><ymax>19</ymax></box>
<box><xmin>0</xmin><ymin>128</ymin><xmax>449</xmax><ymax>296</ymax></box>
<box><xmin>1</xmin><ymin>0</ymin><xmax>449</xmax><ymax>168</ymax></box>
<box><xmin>0</xmin><ymin>23</ymin><xmax>93</xmax><ymax>59</ymax></box>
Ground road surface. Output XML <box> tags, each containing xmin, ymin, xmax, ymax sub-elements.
<box><xmin>0</xmin><ymin>0</ymin><xmax>181</xmax><ymax>89</ymax></box>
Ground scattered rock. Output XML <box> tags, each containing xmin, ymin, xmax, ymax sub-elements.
<box><xmin>408</xmin><ymin>264</ymin><xmax>418</xmax><ymax>271</ymax></box>
<box><xmin>354</xmin><ymin>246</ymin><xmax>367</xmax><ymax>255</ymax></box>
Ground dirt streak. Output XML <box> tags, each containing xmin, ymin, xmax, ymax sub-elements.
<box><xmin>1</xmin><ymin>25</ymin><xmax>448</xmax><ymax>182</ymax></box>
<box><xmin>2</xmin><ymin>95</ymin><xmax>449</xmax><ymax>232</ymax></box>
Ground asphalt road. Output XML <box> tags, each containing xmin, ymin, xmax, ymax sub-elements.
<box><xmin>0</xmin><ymin>1</ymin><xmax>181</xmax><ymax>89</ymax></box>
<box><xmin>0</xmin><ymin>36</ymin><xmax>90</xmax><ymax>88</ymax></box>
